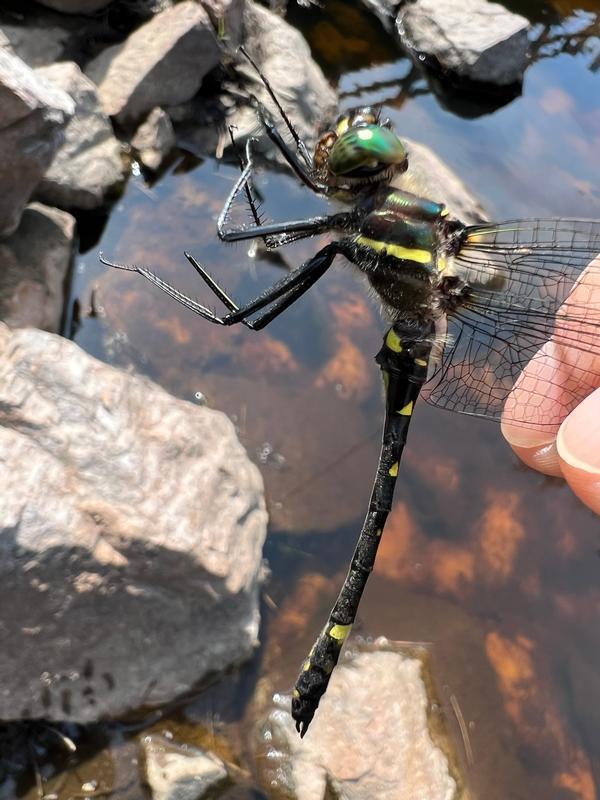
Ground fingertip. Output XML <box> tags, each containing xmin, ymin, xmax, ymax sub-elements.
<box><xmin>557</xmin><ymin>390</ymin><xmax>600</xmax><ymax>515</ymax></box>
<box><xmin>501</xmin><ymin>421</ymin><xmax>562</xmax><ymax>477</ymax></box>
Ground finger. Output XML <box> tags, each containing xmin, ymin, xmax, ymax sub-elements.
<box><xmin>557</xmin><ymin>388</ymin><xmax>600</xmax><ymax>515</ymax></box>
<box><xmin>501</xmin><ymin>339</ymin><xmax>574</xmax><ymax>477</ymax></box>
<box><xmin>502</xmin><ymin>257</ymin><xmax>600</xmax><ymax>476</ymax></box>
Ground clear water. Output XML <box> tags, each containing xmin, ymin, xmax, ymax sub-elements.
<box><xmin>21</xmin><ymin>1</ymin><xmax>600</xmax><ymax>797</ymax></box>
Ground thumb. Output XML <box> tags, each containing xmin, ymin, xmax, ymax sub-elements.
<box><xmin>557</xmin><ymin>388</ymin><xmax>600</xmax><ymax>515</ymax></box>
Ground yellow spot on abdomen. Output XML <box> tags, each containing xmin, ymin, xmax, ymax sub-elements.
<box><xmin>398</xmin><ymin>401</ymin><xmax>414</xmax><ymax>416</ymax></box>
<box><xmin>329</xmin><ymin>623</ymin><xmax>352</xmax><ymax>641</ymax></box>
<box><xmin>385</xmin><ymin>328</ymin><xmax>403</xmax><ymax>352</ymax></box>
<box><xmin>389</xmin><ymin>462</ymin><xmax>399</xmax><ymax>477</ymax></box>
<box><xmin>356</xmin><ymin>235</ymin><xmax>432</xmax><ymax>264</ymax></box>
<box><xmin>415</xmin><ymin>358</ymin><xmax>427</xmax><ymax>367</ymax></box>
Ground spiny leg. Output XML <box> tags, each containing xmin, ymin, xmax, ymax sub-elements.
<box><xmin>239</xmin><ymin>45</ymin><xmax>313</xmax><ymax>170</ymax></box>
<box><xmin>218</xmin><ymin>136</ymin><xmax>339</xmax><ymax>245</ymax></box>
<box><xmin>291</xmin><ymin>320</ymin><xmax>434</xmax><ymax>737</ymax></box>
<box><xmin>100</xmin><ymin>243</ymin><xmax>341</xmax><ymax>330</ymax></box>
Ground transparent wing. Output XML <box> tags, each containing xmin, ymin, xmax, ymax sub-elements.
<box><xmin>425</xmin><ymin>219</ymin><xmax>600</xmax><ymax>428</ymax></box>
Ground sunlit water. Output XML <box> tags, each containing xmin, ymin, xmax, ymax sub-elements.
<box><xmin>23</xmin><ymin>1</ymin><xmax>600</xmax><ymax>798</ymax></box>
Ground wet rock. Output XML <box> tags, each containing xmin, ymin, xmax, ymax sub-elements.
<box><xmin>397</xmin><ymin>0</ymin><xmax>529</xmax><ymax>87</ymax></box>
<box><xmin>35</xmin><ymin>0</ymin><xmax>115</xmax><ymax>13</ymax></box>
<box><xmin>142</xmin><ymin>734</ymin><xmax>228</xmax><ymax>800</ymax></box>
<box><xmin>258</xmin><ymin>642</ymin><xmax>461</xmax><ymax>799</ymax></box>
<box><xmin>85</xmin><ymin>1</ymin><xmax>221</xmax><ymax>126</ymax></box>
<box><xmin>35</xmin><ymin>61</ymin><xmax>125</xmax><ymax>210</ymax></box>
<box><xmin>0</xmin><ymin>202</ymin><xmax>75</xmax><ymax>332</ymax></box>
<box><xmin>0</xmin><ymin>325</ymin><xmax>267</xmax><ymax>722</ymax></box>
<box><xmin>131</xmin><ymin>107</ymin><xmax>176</xmax><ymax>171</ymax></box>
<box><xmin>397</xmin><ymin>137</ymin><xmax>487</xmax><ymax>224</ymax></box>
<box><xmin>0</xmin><ymin>49</ymin><xmax>73</xmax><ymax>237</ymax></box>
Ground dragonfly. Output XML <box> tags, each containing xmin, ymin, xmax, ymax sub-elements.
<box><xmin>101</xmin><ymin>49</ymin><xmax>600</xmax><ymax>738</ymax></box>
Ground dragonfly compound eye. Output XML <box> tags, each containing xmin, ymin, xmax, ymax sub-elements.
<box><xmin>328</xmin><ymin>125</ymin><xmax>407</xmax><ymax>178</ymax></box>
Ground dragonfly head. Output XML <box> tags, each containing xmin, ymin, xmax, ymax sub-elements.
<box><xmin>314</xmin><ymin>106</ymin><xmax>408</xmax><ymax>190</ymax></box>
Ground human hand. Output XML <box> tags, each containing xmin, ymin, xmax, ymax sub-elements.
<box><xmin>501</xmin><ymin>258</ymin><xmax>600</xmax><ymax>515</ymax></box>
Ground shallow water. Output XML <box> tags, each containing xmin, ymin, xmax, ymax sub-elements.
<box><xmin>33</xmin><ymin>1</ymin><xmax>600</xmax><ymax>797</ymax></box>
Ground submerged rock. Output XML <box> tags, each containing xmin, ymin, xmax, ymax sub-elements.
<box><xmin>0</xmin><ymin>202</ymin><xmax>75</xmax><ymax>332</ymax></box>
<box><xmin>85</xmin><ymin>1</ymin><xmax>221</xmax><ymax>126</ymax></box>
<box><xmin>397</xmin><ymin>0</ymin><xmax>529</xmax><ymax>87</ymax></box>
<box><xmin>141</xmin><ymin>734</ymin><xmax>229</xmax><ymax>800</ymax></box>
<box><xmin>35</xmin><ymin>61</ymin><xmax>125</xmax><ymax>209</ymax></box>
<box><xmin>258</xmin><ymin>641</ymin><xmax>462</xmax><ymax>799</ymax></box>
<box><xmin>0</xmin><ymin>49</ymin><xmax>73</xmax><ymax>237</ymax></box>
<box><xmin>0</xmin><ymin>326</ymin><xmax>267</xmax><ymax>722</ymax></box>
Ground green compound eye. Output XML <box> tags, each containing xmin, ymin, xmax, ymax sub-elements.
<box><xmin>328</xmin><ymin>125</ymin><xmax>407</xmax><ymax>176</ymax></box>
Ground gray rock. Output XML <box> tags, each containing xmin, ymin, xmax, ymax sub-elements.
<box><xmin>235</xmin><ymin>2</ymin><xmax>336</xmax><ymax>150</ymax></box>
<box><xmin>201</xmin><ymin>0</ymin><xmax>245</xmax><ymax>48</ymax></box>
<box><xmin>34</xmin><ymin>0</ymin><xmax>115</xmax><ymax>13</ymax></box>
<box><xmin>142</xmin><ymin>734</ymin><xmax>228</xmax><ymax>800</ymax></box>
<box><xmin>176</xmin><ymin>2</ymin><xmax>336</xmax><ymax>161</ymax></box>
<box><xmin>85</xmin><ymin>1</ymin><xmax>221</xmax><ymax>126</ymax></box>
<box><xmin>0</xmin><ymin>21</ymin><xmax>70</xmax><ymax>67</ymax></box>
<box><xmin>0</xmin><ymin>202</ymin><xmax>75</xmax><ymax>332</ymax></box>
<box><xmin>0</xmin><ymin>325</ymin><xmax>267</xmax><ymax>721</ymax></box>
<box><xmin>258</xmin><ymin>642</ymin><xmax>460</xmax><ymax>799</ymax></box>
<box><xmin>35</xmin><ymin>61</ymin><xmax>125</xmax><ymax>209</ymax></box>
<box><xmin>131</xmin><ymin>107</ymin><xmax>176</xmax><ymax>171</ymax></box>
<box><xmin>0</xmin><ymin>50</ymin><xmax>73</xmax><ymax>236</ymax></box>
<box><xmin>398</xmin><ymin>136</ymin><xmax>487</xmax><ymax>224</ymax></box>
<box><xmin>397</xmin><ymin>0</ymin><xmax>530</xmax><ymax>86</ymax></box>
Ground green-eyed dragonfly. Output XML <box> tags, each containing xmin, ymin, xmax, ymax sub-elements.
<box><xmin>101</xmin><ymin>49</ymin><xmax>600</xmax><ymax>738</ymax></box>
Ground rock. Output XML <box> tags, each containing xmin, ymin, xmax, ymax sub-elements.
<box><xmin>258</xmin><ymin>642</ymin><xmax>461</xmax><ymax>799</ymax></box>
<box><xmin>175</xmin><ymin>1</ymin><xmax>336</xmax><ymax>161</ymax></box>
<box><xmin>142</xmin><ymin>734</ymin><xmax>228</xmax><ymax>800</ymax></box>
<box><xmin>0</xmin><ymin>325</ymin><xmax>267</xmax><ymax>721</ymax></box>
<box><xmin>201</xmin><ymin>0</ymin><xmax>245</xmax><ymax>48</ymax></box>
<box><xmin>85</xmin><ymin>1</ymin><xmax>221</xmax><ymax>126</ymax></box>
<box><xmin>34</xmin><ymin>0</ymin><xmax>115</xmax><ymax>13</ymax></box>
<box><xmin>397</xmin><ymin>0</ymin><xmax>529</xmax><ymax>87</ymax></box>
<box><xmin>235</xmin><ymin>2</ymin><xmax>336</xmax><ymax>149</ymax></box>
<box><xmin>0</xmin><ymin>20</ymin><xmax>70</xmax><ymax>68</ymax></box>
<box><xmin>0</xmin><ymin>202</ymin><xmax>75</xmax><ymax>332</ymax></box>
<box><xmin>0</xmin><ymin>49</ymin><xmax>73</xmax><ymax>236</ymax></box>
<box><xmin>34</xmin><ymin>61</ymin><xmax>125</xmax><ymax>209</ymax></box>
<box><xmin>397</xmin><ymin>137</ymin><xmax>487</xmax><ymax>224</ymax></box>
<box><xmin>131</xmin><ymin>107</ymin><xmax>176</xmax><ymax>171</ymax></box>
<box><xmin>360</xmin><ymin>0</ymin><xmax>401</xmax><ymax>29</ymax></box>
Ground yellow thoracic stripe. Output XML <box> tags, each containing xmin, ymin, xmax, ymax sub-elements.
<box><xmin>356</xmin><ymin>235</ymin><xmax>432</xmax><ymax>264</ymax></box>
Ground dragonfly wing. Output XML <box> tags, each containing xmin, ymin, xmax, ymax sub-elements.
<box><xmin>424</xmin><ymin>219</ymin><xmax>600</xmax><ymax>428</ymax></box>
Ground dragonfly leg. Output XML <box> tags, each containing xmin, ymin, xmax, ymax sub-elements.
<box><xmin>218</xmin><ymin>135</ymin><xmax>345</xmax><ymax>246</ymax></box>
<box><xmin>291</xmin><ymin>320</ymin><xmax>434</xmax><ymax>737</ymax></box>
<box><xmin>238</xmin><ymin>46</ymin><xmax>324</xmax><ymax>193</ymax></box>
<box><xmin>100</xmin><ymin>242</ymin><xmax>341</xmax><ymax>331</ymax></box>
